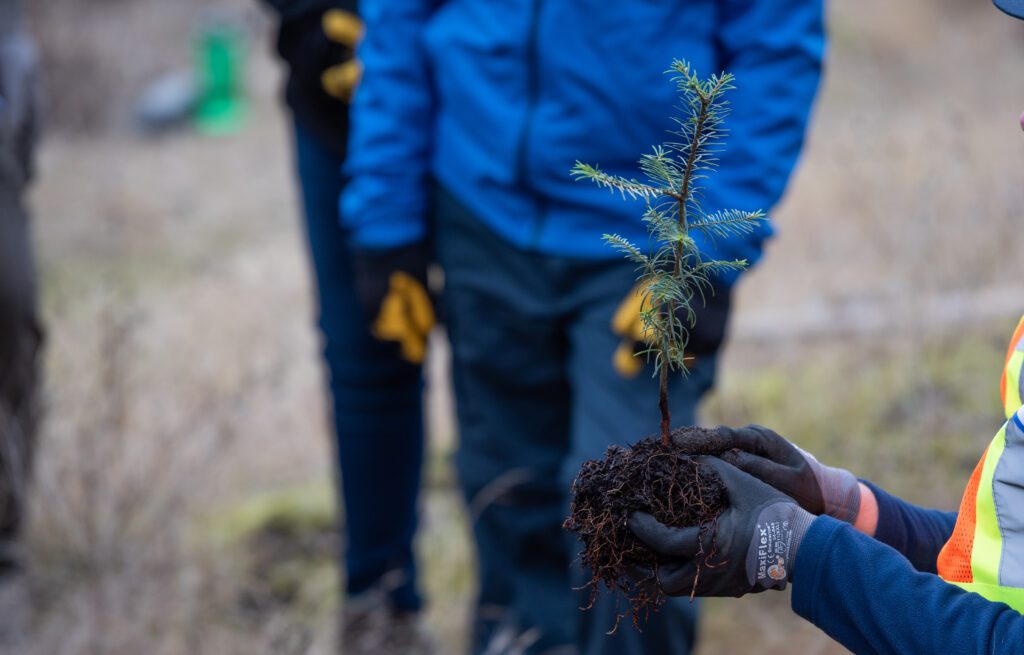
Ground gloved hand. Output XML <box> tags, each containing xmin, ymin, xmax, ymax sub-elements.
<box><xmin>276</xmin><ymin>6</ymin><xmax>362</xmax><ymax>101</ymax></box>
<box><xmin>273</xmin><ymin>5</ymin><xmax>361</xmax><ymax>155</ymax></box>
<box><xmin>318</xmin><ymin>9</ymin><xmax>363</xmax><ymax>101</ymax></box>
<box><xmin>611</xmin><ymin>280</ymin><xmax>731</xmax><ymax>378</ymax></box>
<box><xmin>352</xmin><ymin>243</ymin><xmax>435</xmax><ymax>365</ymax></box>
<box><xmin>629</xmin><ymin>456</ymin><xmax>814</xmax><ymax>597</ymax></box>
<box><xmin>677</xmin><ymin>425</ymin><xmax>861</xmax><ymax>524</ymax></box>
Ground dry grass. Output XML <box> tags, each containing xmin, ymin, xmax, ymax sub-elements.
<box><xmin>13</xmin><ymin>0</ymin><xmax>1024</xmax><ymax>653</ymax></box>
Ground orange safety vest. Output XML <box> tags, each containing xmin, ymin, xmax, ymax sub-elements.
<box><xmin>937</xmin><ymin>315</ymin><xmax>1024</xmax><ymax>610</ymax></box>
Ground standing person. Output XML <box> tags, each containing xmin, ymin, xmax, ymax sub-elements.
<box><xmin>0</xmin><ymin>0</ymin><xmax>41</xmax><ymax>599</ymax></box>
<box><xmin>630</xmin><ymin>6</ymin><xmax>1024</xmax><ymax>651</ymax></box>
<box><xmin>343</xmin><ymin>2</ymin><xmax>824</xmax><ymax>653</ymax></box>
<box><xmin>0</xmin><ymin>0</ymin><xmax>41</xmax><ymax>644</ymax></box>
<box><xmin>260</xmin><ymin>2</ymin><xmax>433</xmax><ymax>652</ymax></box>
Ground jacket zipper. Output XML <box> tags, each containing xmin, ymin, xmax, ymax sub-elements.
<box><xmin>516</xmin><ymin>0</ymin><xmax>547</xmax><ymax>249</ymax></box>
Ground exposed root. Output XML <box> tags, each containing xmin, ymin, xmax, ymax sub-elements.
<box><xmin>563</xmin><ymin>427</ymin><xmax>730</xmax><ymax>630</ymax></box>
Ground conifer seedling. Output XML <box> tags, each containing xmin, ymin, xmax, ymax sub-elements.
<box><xmin>564</xmin><ymin>61</ymin><xmax>765</xmax><ymax>629</ymax></box>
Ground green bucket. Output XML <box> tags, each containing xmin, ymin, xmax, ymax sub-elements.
<box><xmin>193</xmin><ymin>13</ymin><xmax>247</xmax><ymax>135</ymax></box>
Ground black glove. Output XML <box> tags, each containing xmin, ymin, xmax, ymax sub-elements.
<box><xmin>686</xmin><ymin>281</ymin><xmax>731</xmax><ymax>357</ymax></box>
<box><xmin>628</xmin><ymin>456</ymin><xmax>814</xmax><ymax>598</ymax></box>
<box><xmin>611</xmin><ymin>280</ymin><xmax>732</xmax><ymax>378</ymax></box>
<box><xmin>274</xmin><ymin>4</ymin><xmax>361</xmax><ymax>155</ymax></box>
<box><xmin>675</xmin><ymin>425</ymin><xmax>861</xmax><ymax>523</ymax></box>
<box><xmin>352</xmin><ymin>242</ymin><xmax>435</xmax><ymax>365</ymax></box>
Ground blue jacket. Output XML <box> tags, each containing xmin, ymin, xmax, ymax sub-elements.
<box><xmin>342</xmin><ymin>0</ymin><xmax>824</xmax><ymax>283</ymax></box>
<box><xmin>793</xmin><ymin>483</ymin><xmax>1024</xmax><ymax>653</ymax></box>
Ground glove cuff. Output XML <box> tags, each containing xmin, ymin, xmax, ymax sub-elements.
<box><xmin>819</xmin><ymin>465</ymin><xmax>862</xmax><ymax>524</ymax></box>
<box><xmin>797</xmin><ymin>446</ymin><xmax>861</xmax><ymax>524</ymax></box>
<box><xmin>746</xmin><ymin>502</ymin><xmax>815</xmax><ymax>590</ymax></box>
<box><xmin>352</xmin><ymin>241</ymin><xmax>430</xmax><ymax>273</ymax></box>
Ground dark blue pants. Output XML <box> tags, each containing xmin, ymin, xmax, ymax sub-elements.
<box><xmin>0</xmin><ymin>174</ymin><xmax>41</xmax><ymax>571</ymax></box>
<box><xmin>435</xmin><ymin>188</ymin><xmax>715</xmax><ymax>655</ymax></box>
<box><xmin>292</xmin><ymin>120</ymin><xmax>423</xmax><ymax>611</ymax></box>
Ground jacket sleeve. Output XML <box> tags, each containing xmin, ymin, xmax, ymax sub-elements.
<box><xmin>339</xmin><ymin>0</ymin><xmax>434</xmax><ymax>248</ymax></box>
<box><xmin>865</xmin><ymin>480</ymin><xmax>957</xmax><ymax>573</ymax></box>
<box><xmin>697</xmin><ymin>0</ymin><xmax>825</xmax><ymax>285</ymax></box>
<box><xmin>792</xmin><ymin>516</ymin><xmax>1024</xmax><ymax>654</ymax></box>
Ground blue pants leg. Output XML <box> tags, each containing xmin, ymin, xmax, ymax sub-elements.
<box><xmin>436</xmin><ymin>187</ymin><xmax>714</xmax><ymax>654</ymax></box>
<box><xmin>0</xmin><ymin>173</ymin><xmax>41</xmax><ymax>567</ymax></box>
<box><xmin>292</xmin><ymin>120</ymin><xmax>424</xmax><ymax>611</ymax></box>
<box><xmin>563</xmin><ymin>264</ymin><xmax>715</xmax><ymax>654</ymax></box>
<box><xmin>436</xmin><ymin>189</ymin><xmax>575</xmax><ymax>654</ymax></box>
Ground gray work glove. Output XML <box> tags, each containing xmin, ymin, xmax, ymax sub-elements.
<box><xmin>629</xmin><ymin>456</ymin><xmax>815</xmax><ymax>597</ymax></box>
<box><xmin>0</xmin><ymin>24</ymin><xmax>42</xmax><ymax>187</ymax></box>
<box><xmin>679</xmin><ymin>425</ymin><xmax>862</xmax><ymax>524</ymax></box>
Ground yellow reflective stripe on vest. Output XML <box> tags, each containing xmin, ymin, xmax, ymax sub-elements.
<box><xmin>971</xmin><ymin>423</ymin><xmax>1007</xmax><ymax>588</ymax></box>
<box><xmin>949</xmin><ymin>581</ymin><xmax>1024</xmax><ymax>611</ymax></box>
<box><xmin>939</xmin><ymin>316</ymin><xmax>1024</xmax><ymax>612</ymax></box>
<box><xmin>960</xmin><ymin>409</ymin><xmax>1024</xmax><ymax>612</ymax></box>
<box><xmin>1005</xmin><ymin>349</ymin><xmax>1024</xmax><ymax>420</ymax></box>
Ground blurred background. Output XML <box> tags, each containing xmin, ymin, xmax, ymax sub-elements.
<box><xmin>12</xmin><ymin>0</ymin><xmax>1024</xmax><ymax>652</ymax></box>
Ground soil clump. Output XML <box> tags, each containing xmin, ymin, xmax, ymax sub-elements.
<box><xmin>564</xmin><ymin>426</ymin><xmax>731</xmax><ymax>629</ymax></box>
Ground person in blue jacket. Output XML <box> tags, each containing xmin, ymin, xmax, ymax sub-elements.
<box><xmin>343</xmin><ymin>2</ymin><xmax>824</xmax><ymax>653</ymax></box>
<box><xmin>629</xmin><ymin>6</ymin><xmax>1024</xmax><ymax>652</ymax></box>
<box><xmin>260</xmin><ymin>2</ymin><xmax>433</xmax><ymax>652</ymax></box>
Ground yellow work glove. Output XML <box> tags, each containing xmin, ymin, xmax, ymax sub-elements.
<box><xmin>611</xmin><ymin>279</ymin><xmax>733</xmax><ymax>378</ymax></box>
<box><xmin>353</xmin><ymin>244</ymin><xmax>436</xmax><ymax>365</ymax></box>
<box><xmin>371</xmin><ymin>271</ymin><xmax>435</xmax><ymax>364</ymax></box>
<box><xmin>320</xmin><ymin>9</ymin><xmax>363</xmax><ymax>101</ymax></box>
<box><xmin>275</xmin><ymin>7</ymin><xmax>362</xmax><ymax>103</ymax></box>
<box><xmin>611</xmin><ymin>282</ymin><xmax>653</xmax><ymax>378</ymax></box>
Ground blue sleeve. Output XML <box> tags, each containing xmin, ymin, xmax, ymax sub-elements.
<box><xmin>792</xmin><ymin>516</ymin><xmax>1024</xmax><ymax>654</ymax></box>
<box><xmin>340</xmin><ymin>0</ymin><xmax>434</xmax><ymax>248</ymax></box>
<box><xmin>865</xmin><ymin>480</ymin><xmax>957</xmax><ymax>573</ymax></box>
<box><xmin>696</xmin><ymin>0</ymin><xmax>825</xmax><ymax>285</ymax></box>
